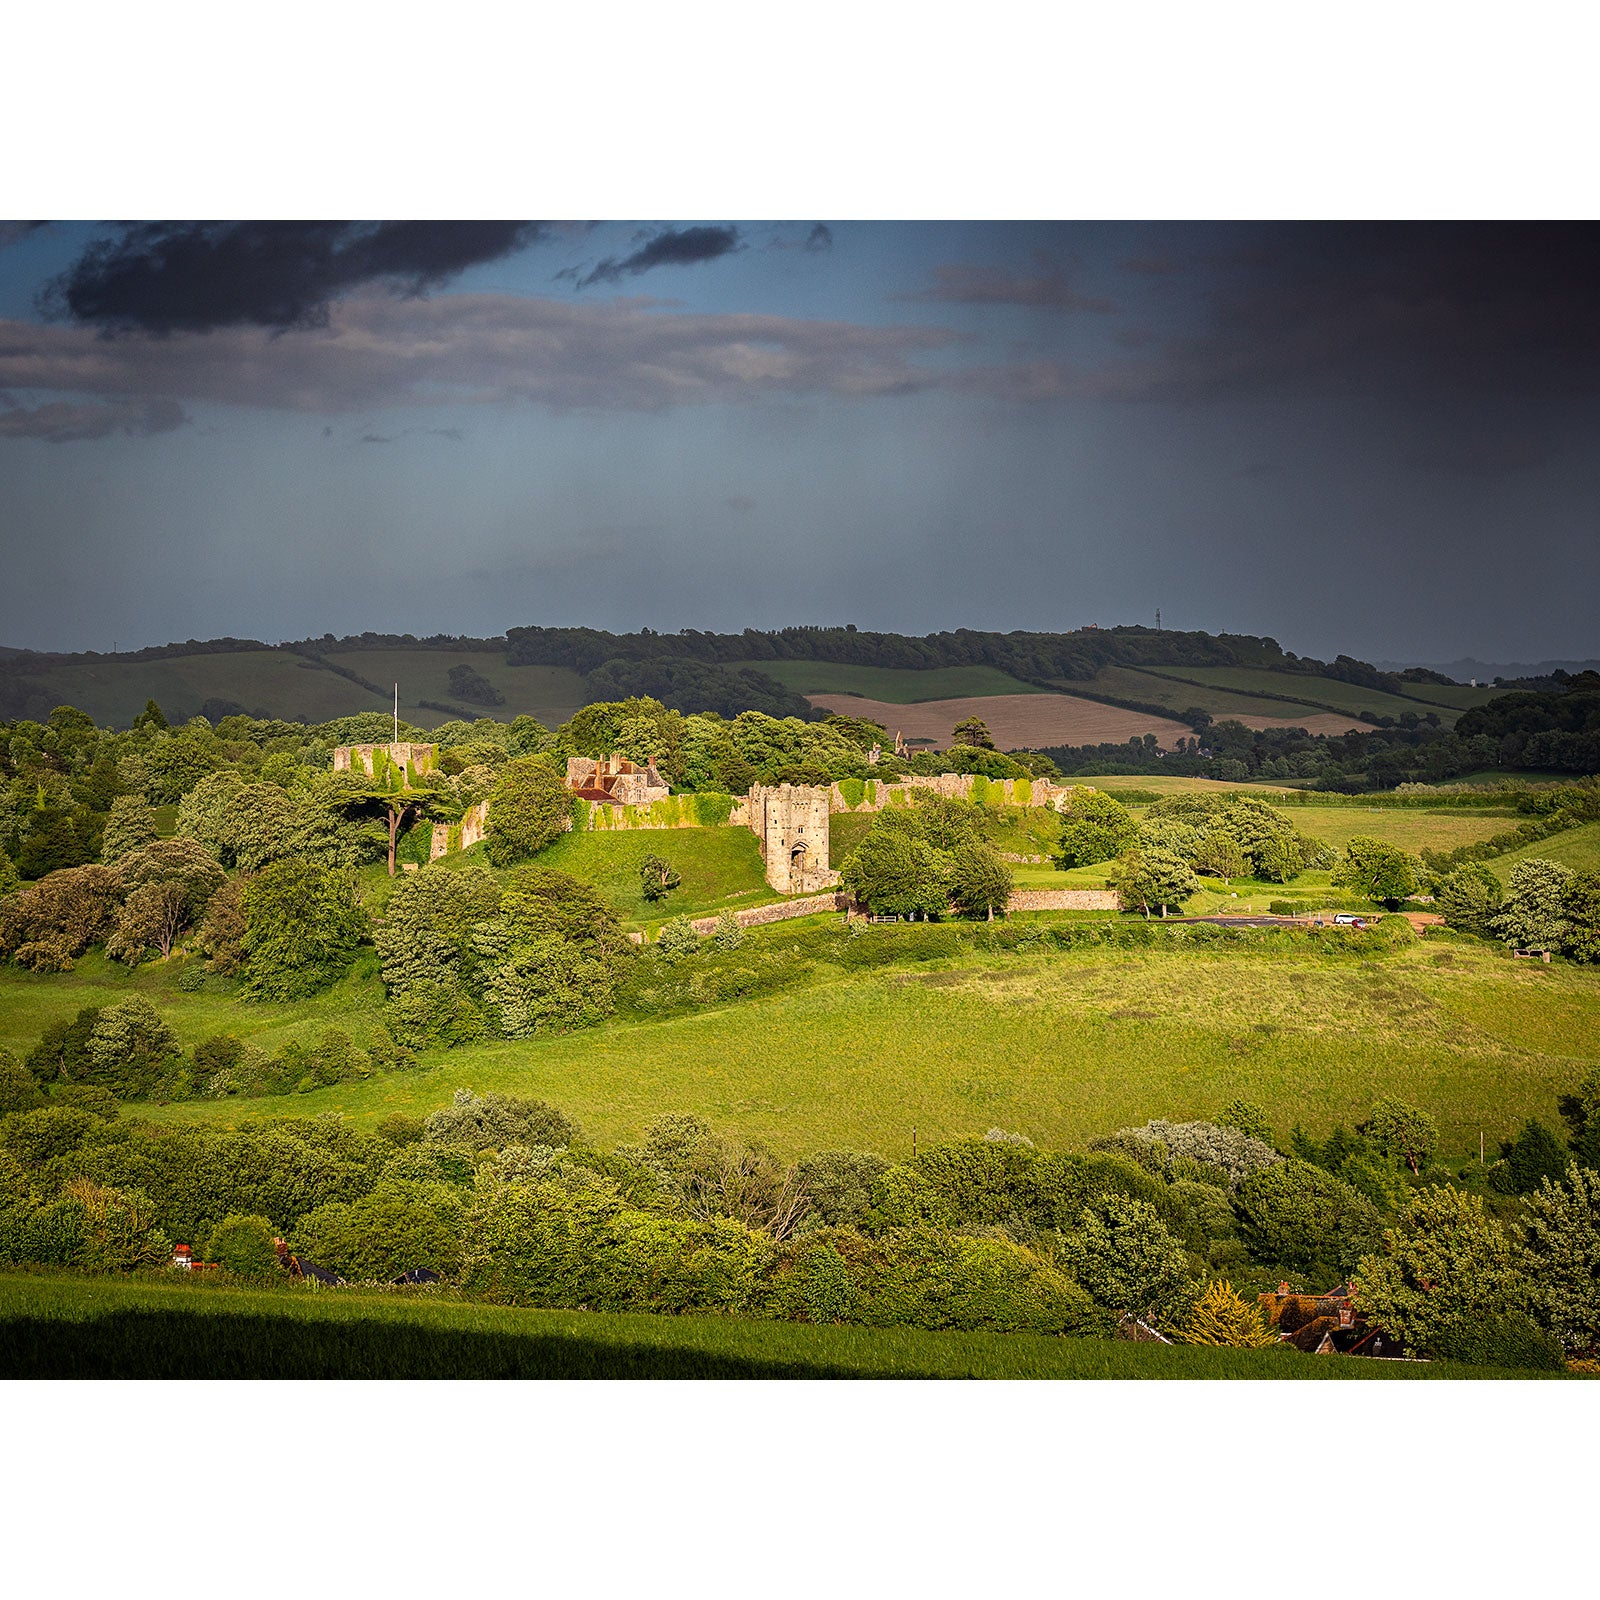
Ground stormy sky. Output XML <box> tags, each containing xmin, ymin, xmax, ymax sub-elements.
<box><xmin>1</xmin><ymin>219</ymin><xmax>1596</xmax><ymax>664</ymax></box>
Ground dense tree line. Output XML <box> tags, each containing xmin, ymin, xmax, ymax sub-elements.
<box><xmin>3</xmin><ymin>1081</ymin><xmax>1594</xmax><ymax>1364</ymax></box>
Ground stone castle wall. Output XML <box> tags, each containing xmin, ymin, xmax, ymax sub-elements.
<box><xmin>430</xmin><ymin>800</ymin><xmax>489</xmax><ymax>861</ymax></box>
<box><xmin>828</xmin><ymin>773</ymin><xmax>1076</xmax><ymax>813</ymax></box>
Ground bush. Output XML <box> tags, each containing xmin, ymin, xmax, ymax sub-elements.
<box><xmin>1056</xmin><ymin>1192</ymin><xmax>1193</xmax><ymax>1321</ymax></box>
<box><xmin>204</xmin><ymin>1213</ymin><xmax>282</xmax><ymax>1279</ymax></box>
<box><xmin>1178</xmin><ymin>1279</ymin><xmax>1278</xmax><ymax>1347</ymax></box>
<box><xmin>294</xmin><ymin>1181</ymin><xmax>468</xmax><ymax>1281</ymax></box>
<box><xmin>655</xmin><ymin>918</ymin><xmax>701</xmax><ymax>962</ymax></box>
<box><xmin>423</xmin><ymin>1089</ymin><xmax>582</xmax><ymax>1152</ymax></box>
<box><xmin>0</xmin><ymin>1051</ymin><xmax>45</xmax><ymax>1116</ymax></box>
<box><xmin>240</xmin><ymin>860</ymin><xmax>369</xmax><ymax>1000</ymax></box>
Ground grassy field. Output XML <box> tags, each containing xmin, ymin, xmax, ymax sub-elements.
<box><xmin>323</xmin><ymin>649</ymin><xmax>589</xmax><ymax>729</ymax></box>
<box><xmin>1491</xmin><ymin>821</ymin><xmax>1600</xmax><ymax>881</ymax></box>
<box><xmin>1137</xmin><ymin>666</ymin><xmax>1494</xmax><ymax>725</ymax></box>
<box><xmin>748</xmin><ymin>660</ymin><xmax>1044</xmax><ymax>702</ymax></box>
<box><xmin>0</xmin><ymin>1271</ymin><xmax>1550</xmax><ymax>1379</ymax></box>
<box><xmin>1082</xmin><ymin>664</ymin><xmax>1322</xmax><ymax>721</ymax></box>
<box><xmin>83</xmin><ymin>931</ymin><xmax>1598</xmax><ymax>1166</ymax></box>
<box><xmin>1288</xmin><ymin>804</ymin><xmax>1517</xmax><ymax>854</ymax></box>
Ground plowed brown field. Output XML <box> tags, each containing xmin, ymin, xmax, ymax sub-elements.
<box><xmin>805</xmin><ymin>692</ymin><xmax>1193</xmax><ymax>750</ymax></box>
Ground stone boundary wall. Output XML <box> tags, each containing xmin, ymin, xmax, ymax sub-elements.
<box><xmin>1008</xmin><ymin>888</ymin><xmax>1120</xmax><ymax>911</ymax></box>
<box><xmin>683</xmin><ymin>892</ymin><xmax>850</xmax><ymax>938</ymax></box>
<box><xmin>829</xmin><ymin>774</ymin><xmax>1078</xmax><ymax>814</ymax></box>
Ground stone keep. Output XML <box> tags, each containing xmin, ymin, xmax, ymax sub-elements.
<box><xmin>332</xmin><ymin>742</ymin><xmax>436</xmax><ymax>784</ymax></box>
<box><xmin>747</xmin><ymin>783</ymin><xmax>839</xmax><ymax>894</ymax></box>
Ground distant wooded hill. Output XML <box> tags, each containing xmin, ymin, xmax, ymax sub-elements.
<box><xmin>0</xmin><ymin>622</ymin><xmax>1509</xmax><ymax>734</ymax></box>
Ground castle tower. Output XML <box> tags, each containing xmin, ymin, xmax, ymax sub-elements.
<box><xmin>747</xmin><ymin>782</ymin><xmax>839</xmax><ymax>895</ymax></box>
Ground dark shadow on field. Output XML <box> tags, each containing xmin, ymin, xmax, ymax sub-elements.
<box><xmin>0</xmin><ymin>1308</ymin><xmax>872</xmax><ymax>1379</ymax></box>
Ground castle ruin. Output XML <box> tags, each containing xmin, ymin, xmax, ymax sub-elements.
<box><xmin>332</xmin><ymin>742</ymin><xmax>436</xmax><ymax>784</ymax></box>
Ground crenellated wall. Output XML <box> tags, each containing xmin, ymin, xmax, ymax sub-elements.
<box><xmin>333</xmin><ymin>742</ymin><xmax>436</xmax><ymax>784</ymax></box>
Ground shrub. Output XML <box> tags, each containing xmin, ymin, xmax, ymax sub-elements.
<box><xmin>0</xmin><ymin>1179</ymin><xmax>170</xmax><ymax>1273</ymax></box>
<box><xmin>1214</xmin><ymin>1098</ymin><xmax>1274</xmax><ymax>1146</ymax></box>
<box><xmin>0</xmin><ymin>1050</ymin><xmax>45</xmax><ymax>1116</ymax></box>
<box><xmin>204</xmin><ymin>1213</ymin><xmax>282</xmax><ymax>1279</ymax></box>
<box><xmin>423</xmin><ymin>1089</ymin><xmax>582</xmax><ymax>1152</ymax></box>
<box><xmin>1093</xmin><ymin>1120</ymin><xmax>1281</xmax><ymax>1188</ymax></box>
<box><xmin>294</xmin><ymin>1181</ymin><xmax>469</xmax><ymax>1281</ymax></box>
<box><xmin>712</xmin><ymin>910</ymin><xmax>744</xmax><ymax>951</ymax></box>
<box><xmin>1178</xmin><ymin>1279</ymin><xmax>1278</xmax><ymax>1347</ymax></box>
<box><xmin>1518</xmin><ymin>1164</ymin><xmax>1600</xmax><ymax>1358</ymax></box>
<box><xmin>239</xmin><ymin>860</ymin><xmax>368</xmax><ymax>1000</ymax></box>
<box><xmin>1056</xmin><ymin>1192</ymin><xmax>1193</xmax><ymax>1321</ymax></box>
<box><xmin>1351</xmin><ymin>1186</ymin><xmax>1535</xmax><ymax>1360</ymax></box>
<box><xmin>655</xmin><ymin>918</ymin><xmax>701</xmax><ymax>962</ymax></box>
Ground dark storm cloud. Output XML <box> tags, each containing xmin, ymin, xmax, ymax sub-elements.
<box><xmin>570</xmin><ymin>226</ymin><xmax>744</xmax><ymax>289</ymax></box>
<box><xmin>0</xmin><ymin>394</ymin><xmax>185</xmax><ymax>442</ymax></box>
<box><xmin>803</xmin><ymin>224</ymin><xmax>833</xmax><ymax>253</ymax></box>
<box><xmin>959</xmin><ymin>224</ymin><xmax>1600</xmax><ymax>405</ymax></box>
<box><xmin>897</xmin><ymin>253</ymin><xmax>1115</xmax><ymax>312</ymax></box>
<box><xmin>38</xmin><ymin>221</ymin><xmax>549</xmax><ymax>333</ymax></box>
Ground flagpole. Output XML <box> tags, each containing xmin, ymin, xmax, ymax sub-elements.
<box><xmin>394</xmin><ymin>684</ymin><xmax>399</xmax><ymax>745</ymax></box>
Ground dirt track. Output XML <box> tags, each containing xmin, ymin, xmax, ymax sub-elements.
<box><xmin>806</xmin><ymin>692</ymin><xmax>1193</xmax><ymax>751</ymax></box>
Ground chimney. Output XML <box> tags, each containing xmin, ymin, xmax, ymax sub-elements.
<box><xmin>1339</xmin><ymin>1304</ymin><xmax>1355</xmax><ymax>1328</ymax></box>
<box><xmin>1278</xmin><ymin>1281</ymin><xmax>1290</xmax><ymax>1297</ymax></box>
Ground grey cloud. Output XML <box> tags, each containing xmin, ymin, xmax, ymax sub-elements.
<box><xmin>0</xmin><ymin>293</ymin><xmax>960</xmax><ymax>415</ymax></box>
<box><xmin>0</xmin><ymin>395</ymin><xmax>186</xmax><ymax>443</ymax></box>
<box><xmin>723</xmin><ymin>494</ymin><xmax>756</xmax><ymax>512</ymax></box>
<box><xmin>897</xmin><ymin>254</ymin><xmax>1115</xmax><ymax>312</ymax></box>
<box><xmin>804</xmin><ymin>224</ymin><xmax>834</xmax><ymax>253</ymax></box>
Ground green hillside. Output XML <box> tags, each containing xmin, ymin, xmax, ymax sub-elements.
<box><xmin>1138</xmin><ymin>665</ymin><xmax>1497</xmax><ymax>725</ymax></box>
<box><xmin>1081</xmin><ymin>664</ymin><xmax>1315</xmax><ymax>721</ymax></box>
<box><xmin>1491</xmin><ymin>821</ymin><xmax>1600</xmax><ymax>881</ymax></box>
<box><xmin>323</xmin><ymin>648</ymin><xmax>589</xmax><ymax>728</ymax></box>
<box><xmin>6</xmin><ymin>650</ymin><xmax>385</xmax><ymax>726</ymax></box>
<box><xmin>32</xmin><ymin>929</ymin><xmax>1588</xmax><ymax>1164</ymax></box>
<box><xmin>748</xmin><ymin>660</ymin><xmax>1045</xmax><ymax>702</ymax></box>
